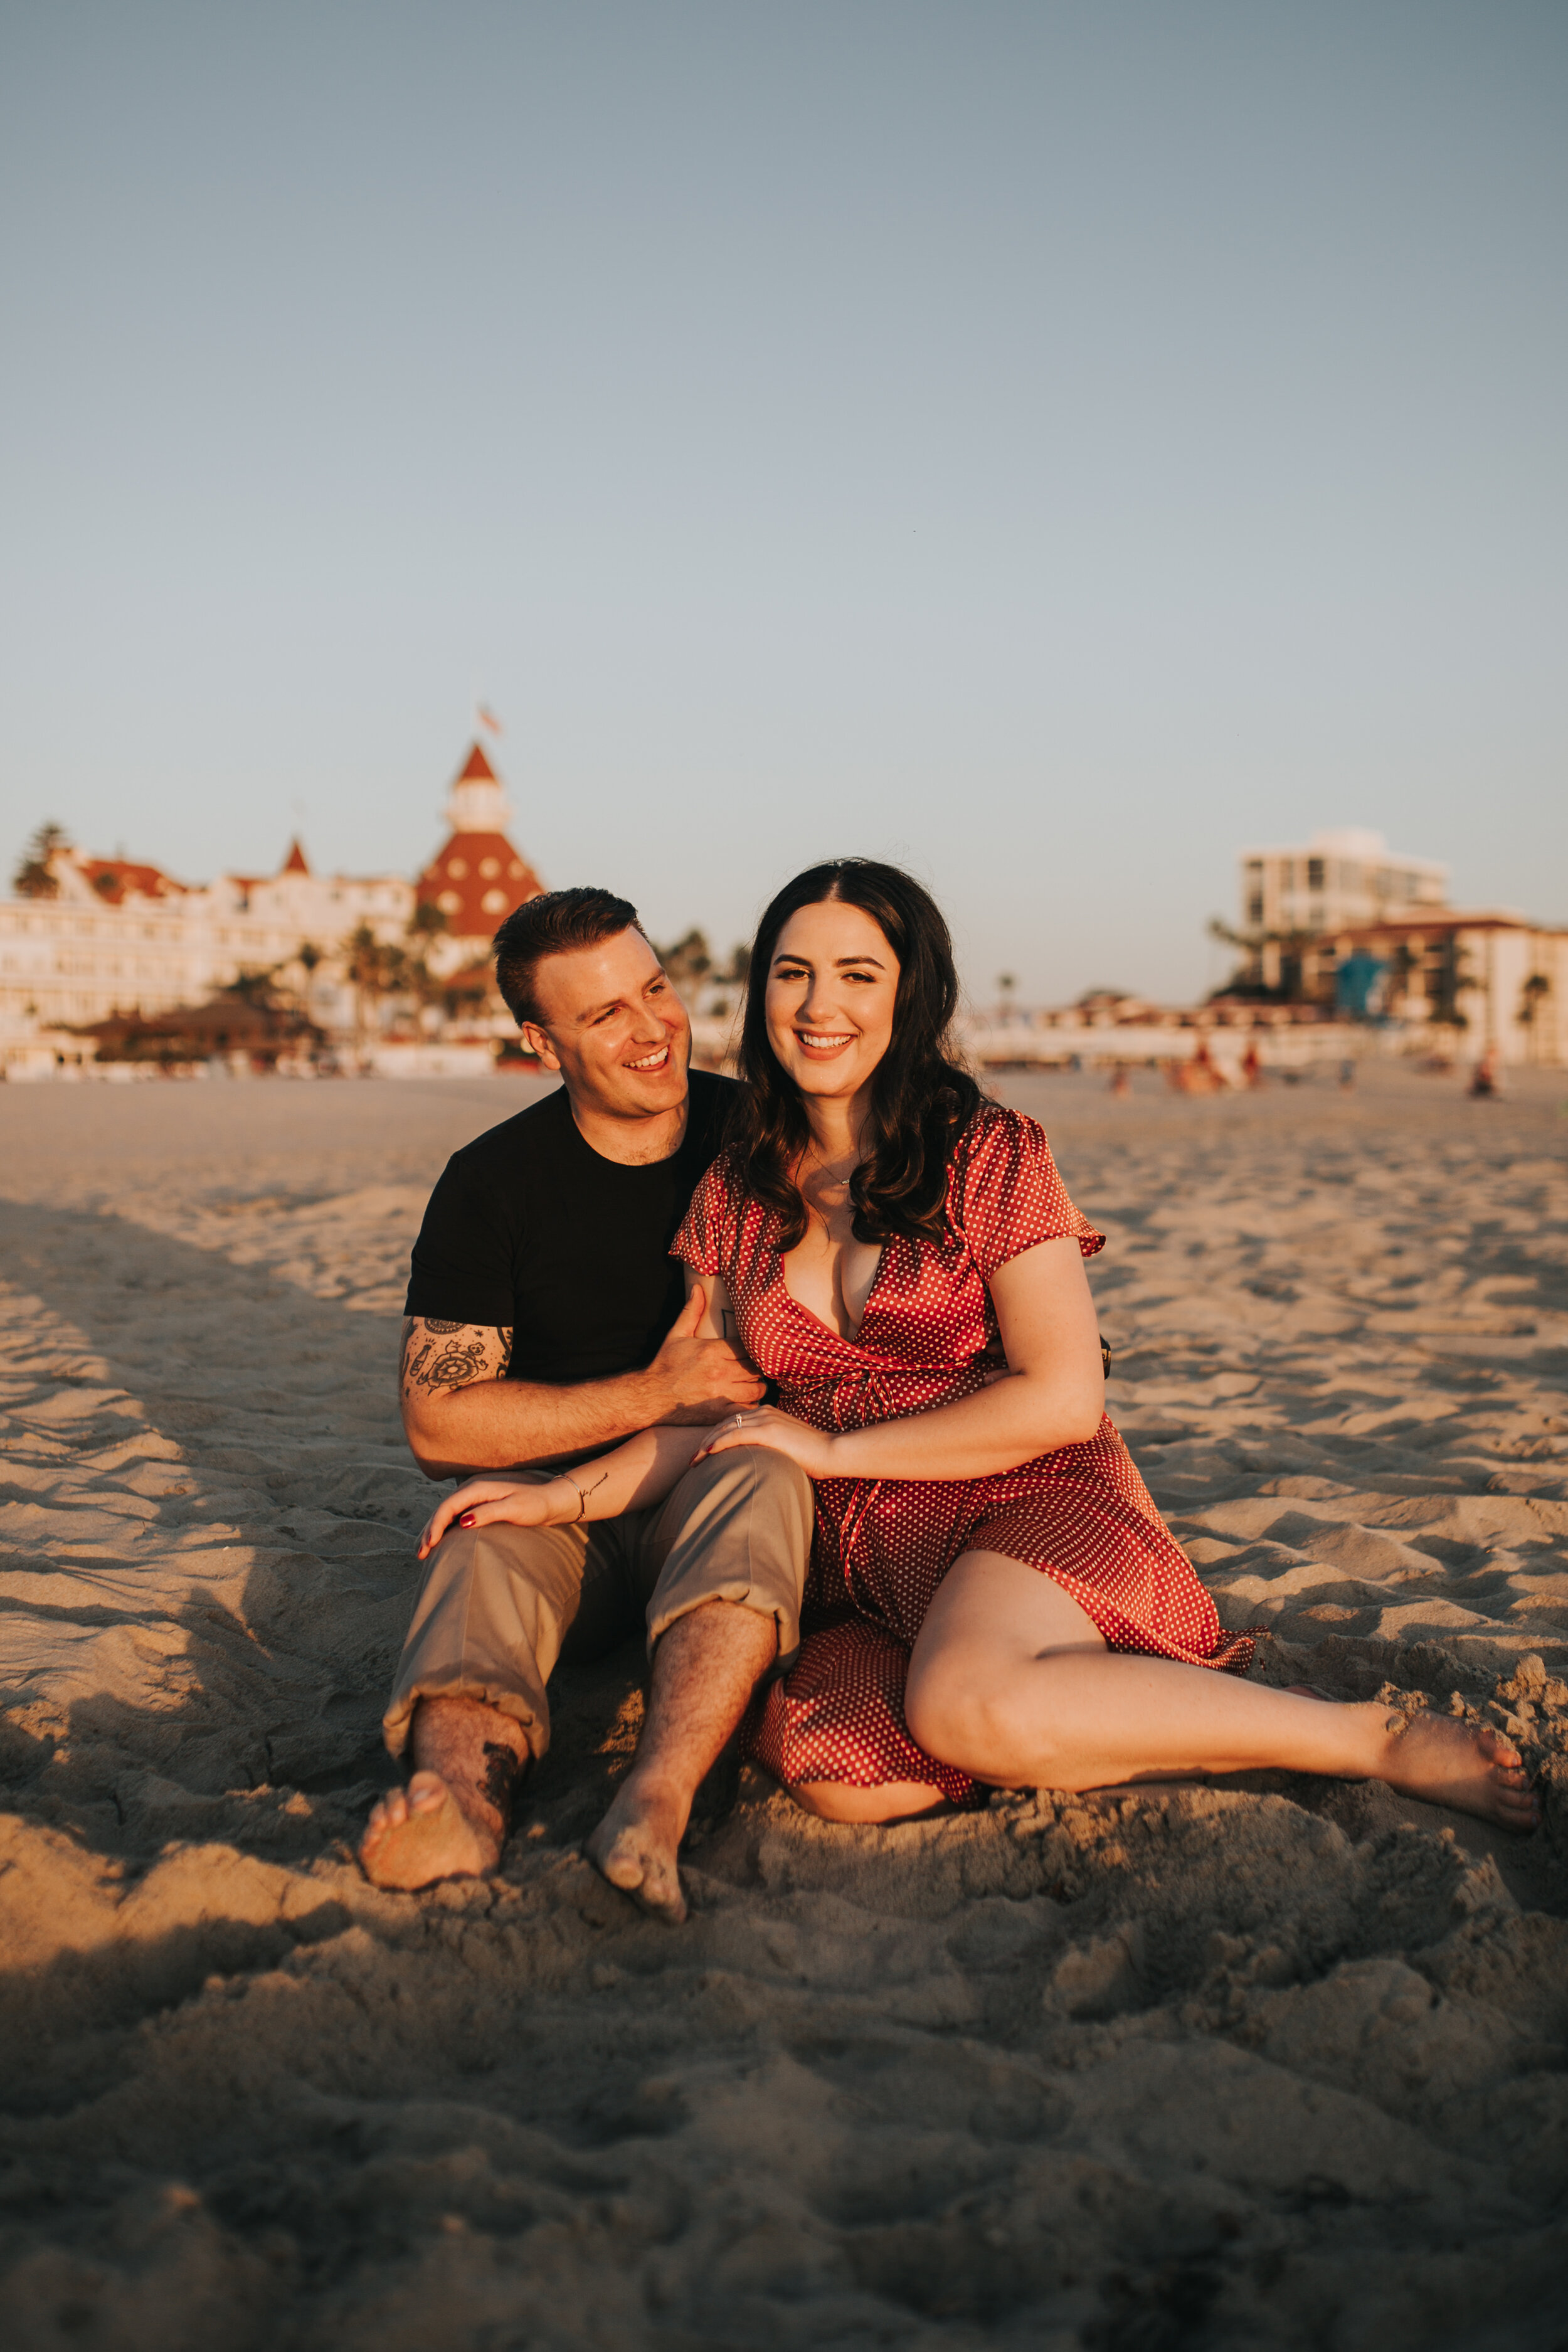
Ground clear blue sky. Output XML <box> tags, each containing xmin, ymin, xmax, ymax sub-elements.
<box><xmin>3</xmin><ymin>1</ymin><xmax>1564</xmax><ymax>1001</ymax></box>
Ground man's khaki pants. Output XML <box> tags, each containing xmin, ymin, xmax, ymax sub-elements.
<box><xmin>383</xmin><ymin>1446</ymin><xmax>813</xmax><ymax>1762</ymax></box>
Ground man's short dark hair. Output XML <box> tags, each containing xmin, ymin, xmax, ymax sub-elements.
<box><xmin>493</xmin><ymin>887</ymin><xmax>645</xmax><ymax>1025</ymax></box>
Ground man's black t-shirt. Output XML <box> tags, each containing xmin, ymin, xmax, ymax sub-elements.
<box><xmin>405</xmin><ymin>1071</ymin><xmax>736</xmax><ymax>1384</ymax></box>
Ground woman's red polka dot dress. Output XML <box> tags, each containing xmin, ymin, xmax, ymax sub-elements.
<box><xmin>673</xmin><ymin>1104</ymin><xmax>1253</xmax><ymax>1803</ymax></box>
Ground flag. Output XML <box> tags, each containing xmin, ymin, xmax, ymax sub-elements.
<box><xmin>477</xmin><ymin>704</ymin><xmax>503</xmax><ymax>735</ymax></box>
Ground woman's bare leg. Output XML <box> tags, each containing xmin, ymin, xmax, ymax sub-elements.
<box><xmin>788</xmin><ymin>1779</ymin><xmax>948</xmax><ymax>1823</ymax></box>
<box><xmin>904</xmin><ymin>1551</ymin><xmax>1539</xmax><ymax>1833</ymax></box>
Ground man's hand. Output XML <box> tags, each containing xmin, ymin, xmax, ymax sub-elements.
<box><xmin>398</xmin><ymin>1297</ymin><xmax>763</xmax><ymax>1478</ymax></box>
<box><xmin>647</xmin><ymin>1285</ymin><xmax>766</xmax><ymax>1425</ymax></box>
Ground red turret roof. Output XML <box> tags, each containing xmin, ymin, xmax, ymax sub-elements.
<box><xmin>416</xmin><ymin>833</ymin><xmax>544</xmax><ymax>940</ymax></box>
<box><xmin>458</xmin><ymin>741</ymin><xmax>497</xmax><ymax>783</ymax></box>
<box><xmin>281</xmin><ymin>837</ymin><xmax>310</xmax><ymax>875</ymax></box>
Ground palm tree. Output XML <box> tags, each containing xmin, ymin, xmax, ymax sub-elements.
<box><xmin>1205</xmin><ymin>914</ymin><xmax>1318</xmax><ymax>1002</ymax></box>
<box><xmin>1387</xmin><ymin>940</ymin><xmax>1420</xmax><ymax>1015</ymax></box>
<box><xmin>12</xmin><ymin>820</ymin><xmax>70</xmax><ymax>899</ymax></box>
<box><xmin>1520</xmin><ymin>971</ymin><xmax>1551</xmax><ymax>1064</ymax></box>
<box><xmin>659</xmin><ymin>927</ymin><xmax>712</xmax><ymax>1009</ymax></box>
<box><xmin>221</xmin><ymin>965</ymin><xmax>283</xmax><ymax>1009</ymax></box>
<box><xmin>706</xmin><ymin>941</ymin><xmax>751</xmax><ymax>1020</ymax></box>
<box><xmin>401</xmin><ymin>902</ymin><xmax>452</xmax><ymax>1012</ymax></box>
<box><xmin>344</xmin><ymin>923</ymin><xmax>413</xmax><ymax>1047</ymax></box>
<box><xmin>1429</xmin><ymin>937</ymin><xmax>1475</xmax><ymax>1030</ymax></box>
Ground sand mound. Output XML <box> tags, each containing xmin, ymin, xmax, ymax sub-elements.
<box><xmin>1</xmin><ymin>1067</ymin><xmax>1565</xmax><ymax>2348</ymax></box>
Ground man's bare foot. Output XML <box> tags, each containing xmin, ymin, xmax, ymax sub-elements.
<box><xmin>359</xmin><ymin>1694</ymin><xmax>526</xmax><ymax>1890</ymax></box>
<box><xmin>1377</xmin><ymin>1712</ymin><xmax>1540</xmax><ymax>1832</ymax></box>
<box><xmin>586</xmin><ymin>1775</ymin><xmax>689</xmax><ymax>1922</ymax></box>
<box><xmin>579</xmin><ymin>1596</ymin><xmax>780</xmax><ymax>1923</ymax></box>
<box><xmin>359</xmin><ymin>1770</ymin><xmax>499</xmax><ymax>1890</ymax></box>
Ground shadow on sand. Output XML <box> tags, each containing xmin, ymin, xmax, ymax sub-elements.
<box><xmin>0</xmin><ymin>1197</ymin><xmax>647</xmax><ymax>1873</ymax></box>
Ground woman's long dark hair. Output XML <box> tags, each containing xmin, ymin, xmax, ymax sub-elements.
<box><xmin>728</xmin><ymin>859</ymin><xmax>983</xmax><ymax>1249</ymax></box>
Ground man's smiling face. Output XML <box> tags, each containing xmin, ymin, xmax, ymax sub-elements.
<box><xmin>522</xmin><ymin>926</ymin><xmax>691</xmax><ymax>1124</ymax></box>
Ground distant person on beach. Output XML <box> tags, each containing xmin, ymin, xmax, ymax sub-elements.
<box><xmin>1168</xmin><ymin>1036</ymin><xmax>1224</xmax><ymax>1094</ymax></box>
<box><xmin>1469</xmin><ymin>1044</ymin><xmax>1502</xmax><ymax>1097</ymax></box>
<box><xmin>423</xmin><ymin>861</ymin><xmax>1539</xmax><ymax>1837</ymax></box>
<box><xmin>360</xmin><ymin>889</ymin><xmax>812</xmax><ymax>1916</ymax></box>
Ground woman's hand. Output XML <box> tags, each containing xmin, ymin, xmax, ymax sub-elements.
<box><xmin>691</xmin><ymin>1405</ymin><xmax>841</xmax><ymax>1478</ymax></box>
<box><xmin>416</xmin><ymin>1475</ymin><xmax>575</xmax><ymax>1559</ymax></box>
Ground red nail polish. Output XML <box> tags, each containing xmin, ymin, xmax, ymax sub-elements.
<box><xmin>459</xmin><ymin>1512</ymin><xmax>475</xmax><ymax>1527</ymax></box>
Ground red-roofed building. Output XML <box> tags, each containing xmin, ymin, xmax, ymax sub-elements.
<box><xmin>227</xmin><ymin>834</ymin><xmax>410</xmax><ymax>940</ymax></box>
<box><xmin>75</xmin><ymin>858</ymin><xmax>189</xmax><ymax>906</ymax></box>
<box><xmin>2</xmin><ymin>740</ymin><xmax>546</xmax><ymax>1059</ymax></box>
<box><xmin>416</xmin><ymin>741</ymin><xmax>544</xmax><ymax>973</ymax></box>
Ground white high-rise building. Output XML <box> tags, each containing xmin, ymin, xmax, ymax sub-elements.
<box><xmin>1238</xmin><ymin>829</ymin><xmax>1448</xmax><ymax>938</ymax></box>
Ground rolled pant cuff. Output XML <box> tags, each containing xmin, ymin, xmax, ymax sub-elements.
<box><xmin>380</xmin><ymin>1448</ymin><xmax>813</xmax><ymax>1765</ymax></box>
<box><xmin>382</xmin><ymin>1673</ymin><xmax>545</xmax><ymax>1763</ymax></box>
<box><xmin>640</xmin><ymin>1445</ymin><xmax>810</xmax><ymax>1664</ymax></box>
<box><xmin>644</xmin><ymin>1579</ymin><xmax>798</xmax><ymax>1665</ymax></box>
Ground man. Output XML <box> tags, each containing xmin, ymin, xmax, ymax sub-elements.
<box><xmin>359</xmin><ymin>887</ymin><xmax>812</xmax><ymax>1920</ymax></box>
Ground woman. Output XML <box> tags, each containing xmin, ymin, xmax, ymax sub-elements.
<box><xmin>424</xmin><ymin>860</ymin><xmax>1537</xmax><ymax>1832</ymax></box>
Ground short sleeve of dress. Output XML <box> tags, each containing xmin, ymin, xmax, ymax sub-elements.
<box><xmin>951</xmin><ymin>1106</ymin><xmax>1104</xmax><ymax>1280</ymax></box>
<box><xmin>672</xmin><ymin>1154</ymin><xmax>741</xmax><ymax>1281</ymax></box>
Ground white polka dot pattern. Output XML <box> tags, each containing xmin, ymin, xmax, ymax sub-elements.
<box><xmin>673</xmin><ymin>1104</ymin><xmax>1253</xmax><ymax>1801</ymax></box>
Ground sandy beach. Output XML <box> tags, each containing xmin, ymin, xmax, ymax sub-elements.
<box><xmin>2</xmin><ymin>1062</ymin><xmax>1565</xmax><ymax>2350</ymax></box>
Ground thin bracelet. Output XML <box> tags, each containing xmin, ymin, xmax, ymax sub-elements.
<box><xmin>561</xmin><ymin>1468</ymin><xmax>608</xmax><ymax>1523</ymax></box>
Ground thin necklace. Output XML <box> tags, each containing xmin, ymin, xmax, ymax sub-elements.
<box><xmin>800</xmin><ymin>1133</ymin><xmax>857</xmax><ymax>1186</ymax></box>
<box><xmin>799</xmin><ymin>1138</ymin><xmax>857</xmax><ymax>1238</ymax></box>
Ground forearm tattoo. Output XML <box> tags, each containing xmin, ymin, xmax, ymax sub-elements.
<box><xmin>400</xmin><ymin>1316</ymin><xmax>514</xmax><ymax>1402</ymax></box>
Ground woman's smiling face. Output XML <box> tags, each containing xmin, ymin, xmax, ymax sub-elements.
<box><xmin>765</xmin><ymin>897</ymin><xmax>901</xmax><ymax>1110</ymax></box>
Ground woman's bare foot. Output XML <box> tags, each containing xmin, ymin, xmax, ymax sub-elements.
<box><xmin>359</xmin><ymin>1771</ymin><xmax>499</xmax><ymax>1889</ymax></box>
<box><xmin>586</xmin><ymin>1774</ymin><xmax>688</xmax><ymax>1922</ymax></box>
<box><xmin>1375</xmin><ymin>1712</ymin><xmax>1540</xmax><ymax>1832</ymax></box>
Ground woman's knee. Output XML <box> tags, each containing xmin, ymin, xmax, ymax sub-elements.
<box><xmin>906</xmin><ymin>1647</ymin><xmax>999</xmax><ymax>1764</ymax></box>
<box><xmin>907</xmin><ymin>1652</ymin><xmax>1061</xmax><ymax>1782</ymax></box>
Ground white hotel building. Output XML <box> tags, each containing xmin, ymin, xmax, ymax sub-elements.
<box><xmin>0</xmin><ymin>848</ymin><xmax>410</xmax><ymax>1042</ymax></box>
<box><xmin>0</xmin><ymin>741</ymin><xmax>542</xmax><ymax>1073</ymax></box>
